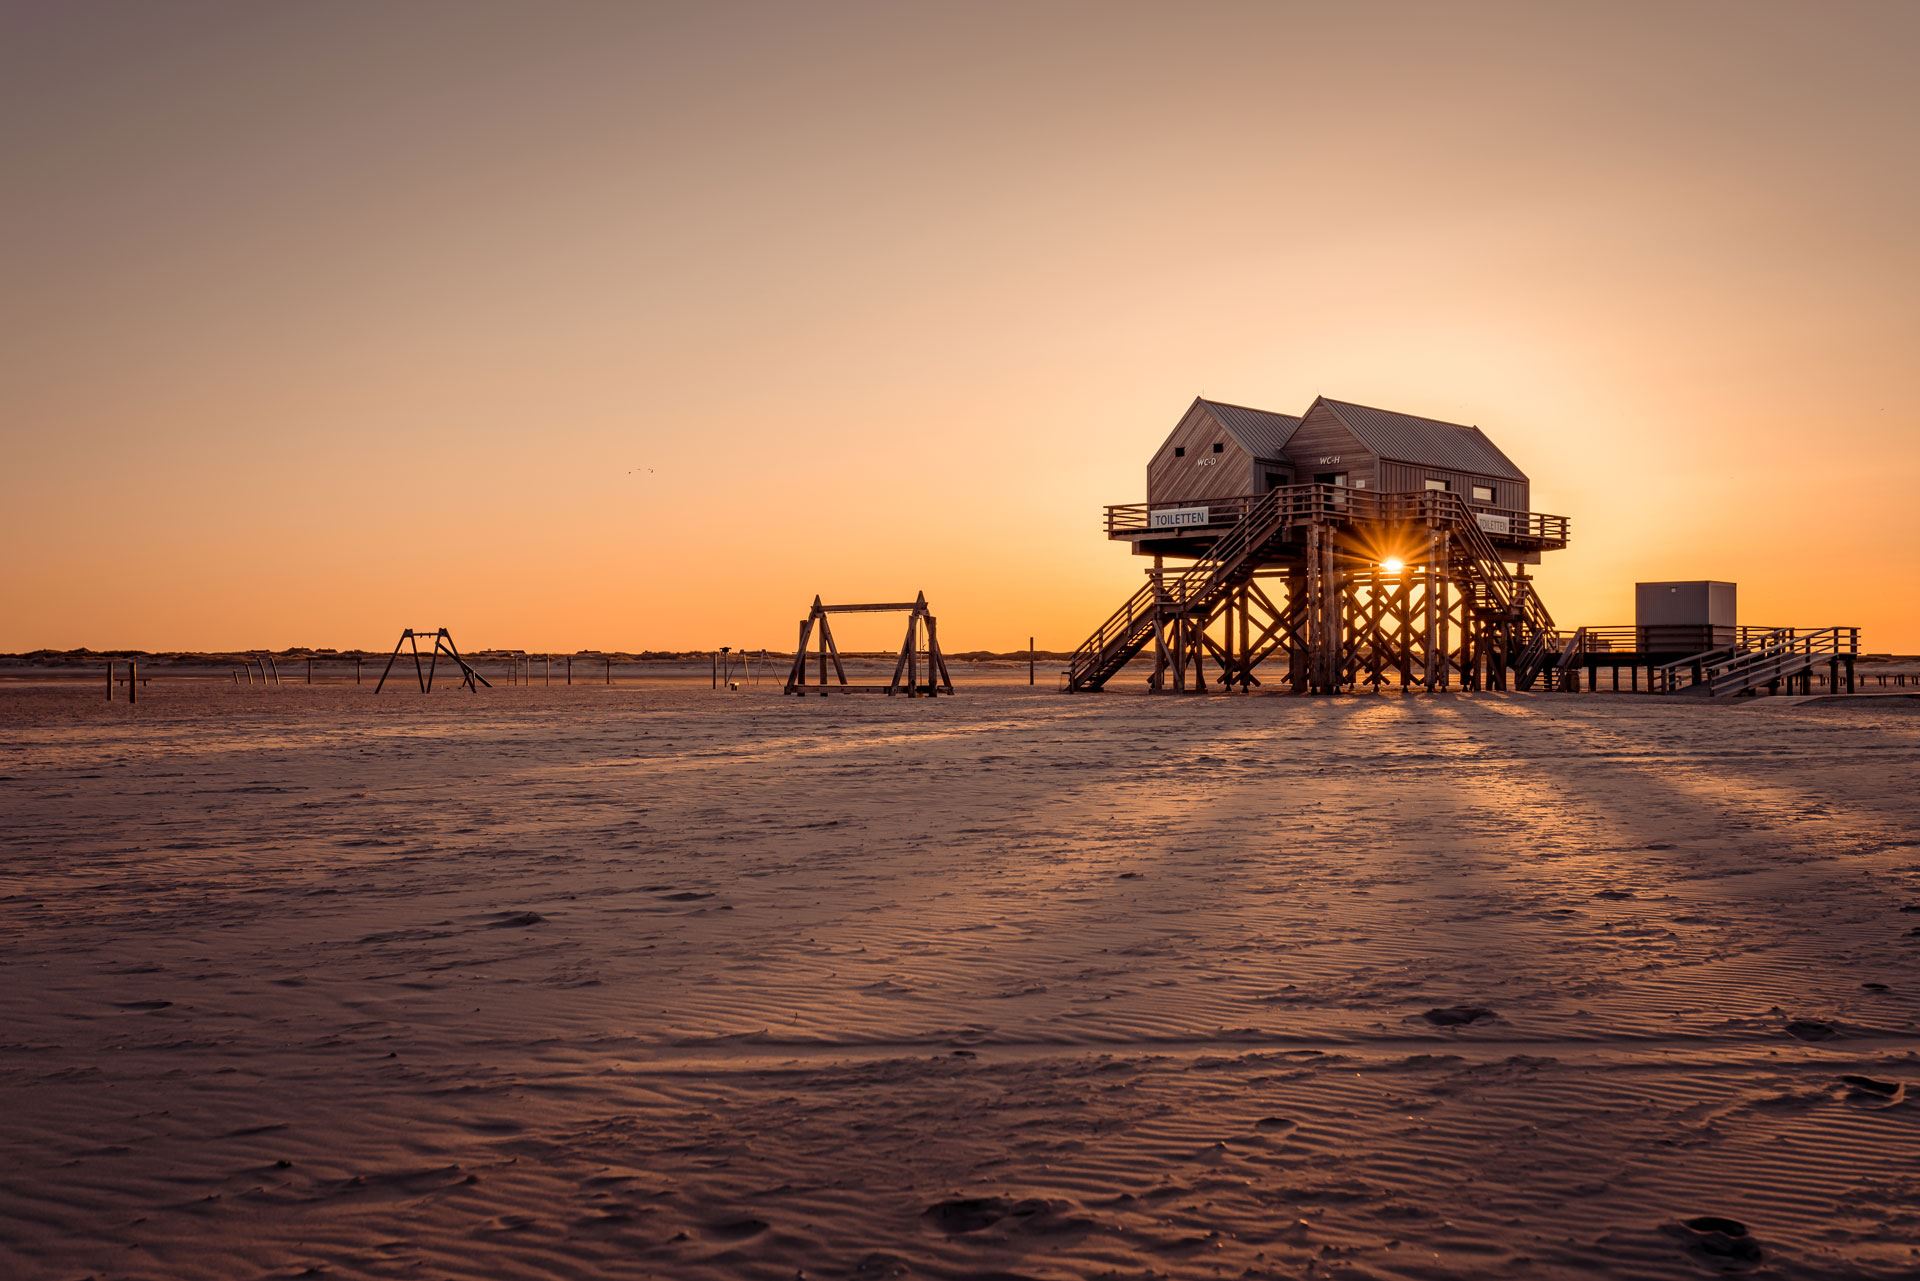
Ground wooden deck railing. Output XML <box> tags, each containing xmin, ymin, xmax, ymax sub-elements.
<box><xmin>1104</xmin><ymin>488</ymin><xmax>1570</xmax><ymax>546</ymax></box>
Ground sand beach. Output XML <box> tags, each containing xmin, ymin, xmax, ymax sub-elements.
<box><xmin>3</xmin><ymin>680</ymin><xmax>1918</xmax><ymax>1279</ymax></box>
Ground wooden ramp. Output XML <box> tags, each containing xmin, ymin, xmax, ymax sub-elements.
<box><xmin>1652</xmin><ymin>628</ymin><xmax>1860</xmax><ymax>697</ymax></box>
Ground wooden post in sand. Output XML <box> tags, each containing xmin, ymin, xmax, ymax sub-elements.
<box><xmin>356</xmin><ymin>657</ymin><xmax>362</xmax><ymax>685</ymax></box>
<box><xmin>606</xmin><ymin>657</ymin><xmax>612</xmax><ymax>685</ymax></box>
<box><xmin>128</xmin><ymin>658</ymin><xmax>137</xmax><ymax>705</ymax></box>
<box><xmin>306</xmin><ymin>658</ymin><xmax>313</xmax><ymax>685</ymax></box>
<box><xmin>566</xmin><ymin>657</ymin><xmax>572</xmax><ymax>685</ymax></box>
<box><xmin>711</xmin><ymin>653</ymin><xmax>718</xmax><ymax>690</ymax></box>
<box><xmin>106</xmin><ymin>661</ymin><xmax>114</xmax><ymax>701</ymax></box>
<box><xmin>1029</xmin><ymin>636</ymin><xmax>1035</xmax><ymax>686</ymax></box>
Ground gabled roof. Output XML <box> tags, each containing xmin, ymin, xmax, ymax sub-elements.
<box><xmin>1317</xmin><ymin>398</ymin><xmax>1527</xmax><ymax>482</ymax></box>
<box><xmin>1196</xmin><ymin>398</ymin><xmax>1302</xmax><ymax>460</ymax></box>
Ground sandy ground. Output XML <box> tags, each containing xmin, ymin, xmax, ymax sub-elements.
<box><xmin>2</xmin><ymin>679</ymin><xmax>1919</xmax><ymax>1280</ymax></box>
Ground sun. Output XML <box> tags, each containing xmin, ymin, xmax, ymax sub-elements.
<box><xmin>1380</xmin><ymin>556</ymin><xmax>1406</xmax><ymax>575</ymax></box>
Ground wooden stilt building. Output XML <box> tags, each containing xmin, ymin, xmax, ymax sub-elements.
<box><xmin>1067</xmin><ymin>397</ymin><xmax>1569</xmax><ymax>694</ymax></box>
<box><xmin>1066</xmin><ymin>396</ymin><xmax>1859</xmax><ymax>695</ymax></box>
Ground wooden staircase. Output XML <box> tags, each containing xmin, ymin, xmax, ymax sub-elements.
<box><xmin>1064</xmin><ymin>488</ymin><xmax>1298</xmax><ymax>692</ymax></box>
<box><xmin>1442</xmin><ymin>498</ymin><xmax>1559</xmax><ymax>691</ymax></box>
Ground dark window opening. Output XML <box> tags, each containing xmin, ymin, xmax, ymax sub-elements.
<box><xmin>1211</xmin><ymin>442</ymin><xmax>1224</xmax><ymax>454</ymax></box>
<box><xmin>1173</xmin><ymin>446</ymin><xmax>1184</xmax><ymax>458</ymax></box>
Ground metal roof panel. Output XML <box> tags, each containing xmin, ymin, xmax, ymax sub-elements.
<box><xmin>1320</xmin><ymin>399</ymin><xmax>1527</xmax><ymax>481</ymax></box>
<box><xmin>1198</xmin><ymin>399</ymin><xmax>1302</xmax><ymax>460</ymax></box>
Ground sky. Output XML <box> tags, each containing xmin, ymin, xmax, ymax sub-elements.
<box><xmin>4</xmin><ymin>1</ymin><xmax>1918</xmax><ymax>654</ymax></box>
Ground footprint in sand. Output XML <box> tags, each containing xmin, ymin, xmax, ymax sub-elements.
<box><xmin>485</xmin><ymin>911</ymin><xmax>544</xmax><ymax>928</ymax></box>
<box><xmin>922</xmin><ymin>1195</ymin><xmax>1056</xmax><ymax>1234</ymax></box>
<box><xmin>924</xmin><ymin>1196</ymin><xmax>1011</xmax><ymax>1233</ymax></box>
<box><xmin>1838</xmin><ymin>1074</ymin><xmax>1905</xmax><ymax>1106</ymax></box>
<box><xmin>705</xmin><ymin>1216</ymin><xmax>768</xmax><ymax>1241</ymax></box>
<box><xmin>1783</xmin><ymin>1018</ymin><xmax>1838</xmax><ymax>1042</ymax></box>
<box><xmin>1422</xmin><ymin>1005</ymin><xmax>1496</xmax><ymax>1028</ymax></box>
<box><xmin>1671</xmin><ymin>1216</ymin><xmax>1763</xmax><ymax>1267</ymax></box>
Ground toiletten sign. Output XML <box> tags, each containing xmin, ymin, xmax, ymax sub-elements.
<box><xmin>1475</xmin><ymin>512</ymin><xmax>1512</xmax><ymax>536</ymax></box>
<box><xmin>1150</xmin><ymin>506</ymin><xmax>1210</xmax><ymax>529</ymax></box>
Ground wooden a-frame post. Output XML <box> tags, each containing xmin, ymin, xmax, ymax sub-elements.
<box><xmin>374</xmin><ymin>628</ymin><xmax>494</xmax><ymax>694</ymax></box>
<box><xmin>784</xmin><ymin>592</ymin><xmax>953</xmax><ymax>696</ymax></box>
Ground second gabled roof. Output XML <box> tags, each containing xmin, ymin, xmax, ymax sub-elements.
<box><xmin>1197</xmin><ymin>398</ymin><xmax>1302</xmax><ymax>460</ymax></box>
<box><xmin>1316</xmin><ymin>398</ymin><xmax>1527</xmax><ymax>481</ymax></box>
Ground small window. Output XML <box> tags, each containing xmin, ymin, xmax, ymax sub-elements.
<box><xmin>1173</xmin><ymin>446</ymin><xmax>1185</xmax><ymax>458</ymax></box>
<box><xmin>1424</xmin><ymin>478</ymin><xmax>1451</xmax><ymax>493</ymax></box>
<box><xmin>1471</xmin><ymin>484</ymin><xmax>1494</xmax><ymax>503</ymax></box>
<box><xmin>1211</xmin><ymin>442</ymin><xmax>1224</xmax><ymax>454</ymax></box>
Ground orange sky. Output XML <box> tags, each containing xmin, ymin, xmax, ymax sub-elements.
<box><xmin>4</xmin><ymin>2</ymin><xmax>1918</xmax><ymax>654</ymax></box>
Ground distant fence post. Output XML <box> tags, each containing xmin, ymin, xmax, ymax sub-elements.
<box><xmin>566</xmin><ymin>656</ymin><xmax>572</xmax><ymax>685</ymax></box>
<box><xmin>129</xmin><ymin>658</ymin><xmax>138</xmax><ymax>705</ymax></box>
<box><xmin>307</xmin><ymin>658</ymin><xmax>313</xmax><ymax>685</ymax></box>
<box><xmin>1030</xmin><ymin>636</ymin><xmax>1035</xmax><ymax>686</ymax></box>
<box><xmin>606</xmin><ymin>657</ymin><xmax>611</xmax><ymax>685</ymax></box>
<box><xmin>356</xmin><ymin>656</ymin><xmax>362</xmax><ymax>685</ymax></box>
<box><xmin>106</xmin><ymin>660</ymin><xmax>114</xmax><ymax>702</ymax></box>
